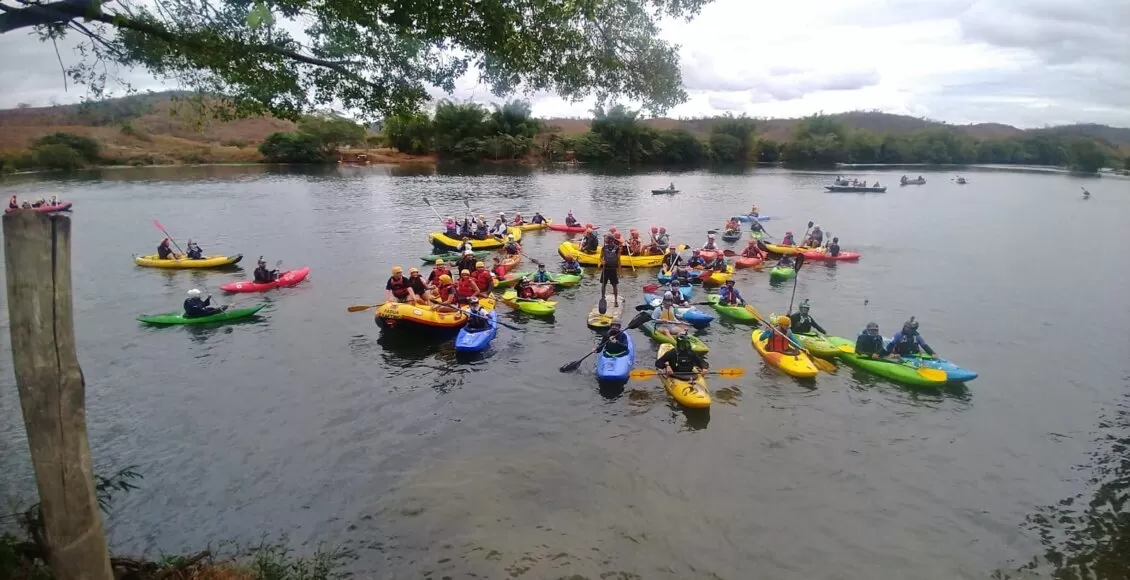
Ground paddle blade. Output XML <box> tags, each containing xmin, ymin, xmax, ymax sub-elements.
<box><xmin>837</xmin><ymin>344</ymin><xmax>855</xmax><ymax>353</ymax></box>
<box><xmin>812</xmin><ymin>357</ymin><xmax>836</xmax><ymax>373</ymax></box>
<box><xmin>714</xmin><ymin>368</ymin><xmax>745</xmax><ymax>378</ymax></box>
<box><xmin>627</xmin><ymin>310</ymin><xmax>652</xmax><ymax>329</ymax></box>
<box><xmin>634</xmin><ymin>304</ymin><xmax>653</xmax><ymax>312</ymax></box>
<box><xmin>422</xmin><ymin>197</ymin><xmax>432</xmax><ymax>206</ymax></box>
<box><xmin>641</xmin><ymin>283</ymin><xmax>660</xmax><ymax>293</ymax></box>
<box><xmin>916</xmin><ymin>367</ymin><xmax>948</xmax><ymax>382</ymax></box>
<box><xmin>795</xmin><ymin>253</ymin><xmax>806</xmax><ymax>272</ymax></box>
<box><xmin>629</xmin><ymin>369</ymin><xmax>659</xmax><ymax>380</ymax></box>
<box><xmin>347</xmin><ymin>304</ymin><xmax>379</xmax><ymax>312</ymax></box>
<box><xmin>559</xmin><ymin>359</ymin><xmax>585</xmax><ymax>373</ymax></box>
<box><xmin>598</xmin><ymin>295</ymin><xmax>608</xmax><ymax>314</ymax></box>
<box><xmin>153</xmin><ymin>219</ymin><xmax>165</xmax><ymax>231</ymax></box>
<box><xmin>722</xmin><ymin>250</ymin><xmax>736</xmax><ymax>257</ymax></box>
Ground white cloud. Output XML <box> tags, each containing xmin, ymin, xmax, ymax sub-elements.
<box><xmin>0</xmin><ymin>0</ymin><xmax>1127</xmax><ymax>128</ymax></box>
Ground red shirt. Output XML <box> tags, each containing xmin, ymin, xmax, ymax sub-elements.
<box><xmin>471</xmin><ymin>269</ymin><xmax>493</xmax><ymax>291</ymax></box>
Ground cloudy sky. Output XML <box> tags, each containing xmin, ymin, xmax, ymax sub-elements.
<box><xmin>0</xmin><ymin>0</ymin><xmax>1127</xmax><ymax>128</ymax></box>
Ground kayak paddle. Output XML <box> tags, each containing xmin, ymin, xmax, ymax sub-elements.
<box><xmin>786</xmin><ymin>253</ymin><xmax>806</xmax><ymax>314</ymax></box>
<box><xmin>835</xmin><ymin>345</ymin><xmax>947</xmax><ymax>381</ymax></box>
<box><xmin>559</xmin><ymin>311</ymin><xmax>650</xmax><ymax>372</ymax></box>
<box><xmin>628</xmin><ymin>368</ymin><xmax>744</xmax><ymax>380</ymax></box>
<box><xmin>153</xmin><ymin>219</ymin><xmax>187</xmax><ymax>256</ymax></box>
<box><xmin>347</xmin><ymin>303</ymin><xmax>383</xmax><ymax>312</ymax></box>
<box><xmin>751</xmin><ymin>309</ymin><xmax>836</xmax><ymax>373</ymax></box>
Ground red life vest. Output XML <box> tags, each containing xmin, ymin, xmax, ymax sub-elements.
<box><xmin>388</xmin><ymin>276</ymin><xmax>410</xmax><ymax>297</ymax></box>
<box><xmin>766</xmin><ymin>330</ymin><xmax>791</xmax><ymax>353</ymax></box>
<box><xmin>428</xmin><ymin>267</ymin><xmax>449</xmax><ymax>283</ymax></box>
<box><xmin>436</xmin><ymin>284</ymin><xmax>454</xmax><ymax>302</ymax></box>
<box><xmin>472</xmin><ymin>269</ymin><xmax>492</xmax><ymax>289</ymax></box>
<box><xmin>456</xmin><ymin>278</ymin><xmax>477</xmax><ymax>298</ymax></box>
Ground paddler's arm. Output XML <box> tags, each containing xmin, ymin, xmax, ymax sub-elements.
<box><xmin>812</xmin><ymin>319</ymin><xmax>827</xmax><ymax>334</ymax></box>
<box><xmin>918</xmin><ymin>336</ymin><xmax>936</xmax><ymax>356</ymax></box>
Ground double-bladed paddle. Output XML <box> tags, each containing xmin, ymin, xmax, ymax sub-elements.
<box><xmin>559</xmin><ymin>311</ymin><xmax>651</xmax><ymax>372</ymax></box>
<box><xmin>629</xmin><ymin>368</ymin><xmax>745</xmax><ymax>380</ymax></box>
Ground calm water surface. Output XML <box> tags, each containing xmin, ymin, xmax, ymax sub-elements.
<box><xmin>1</xmin><ymin>165</ymin><xmax>1129</xmax><ymax>578</ymax></box>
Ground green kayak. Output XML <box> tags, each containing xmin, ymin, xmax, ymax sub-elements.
<box><xmin>641</xmin><ymin>321</ymin><xmax>709</xmax><ymax>353</ymax></box>
<box><xmin>769</xmin><ymin>266</ymin><xmax>796</xmax><ymax>282</ymax></box>
<box><xmin>796</xmin><ymin>332</ymin><xmax>840</xmax><ymax>358</ymax></box>
<box><xmin>549</xmin><ymin>272</ymin><xmax>582</xmax><ymax>288</ymax></box>
<box><xmin>138</xmin><ymin>304</ymin><xmax>266</xmax><ymax>325</ymax></box>
<box><xmin>494</xmin><ymin>272</ymin><xmax>529</xmax><ymax>289</ymax></box>
<box><xmin>826</xmin><ymin>336</ymin><xmax>946</xmax><ymax>387</ymax></box>
<box><xmin>750</xmin><ymin>230</ymin><xmax>765</xmax><ymax>240</ymax></box>
<box><xmin>705</xmin><ymin>294</ymin><xmax>758</xmax><ymax>323</ymax></box>
<box><xmin>420</xmin><ymin>250</ymin><xmax>489</xmax><ymax>263</ymax></box>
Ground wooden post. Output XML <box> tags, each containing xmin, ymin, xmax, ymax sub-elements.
<box><xmin>3</xmin><ymin>211</ymin><xmax>113</xmax><ymax>580</ymax></box>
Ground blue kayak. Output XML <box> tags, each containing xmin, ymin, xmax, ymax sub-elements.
<box><xmin>455</xmin><ymin>310</ymin><xmax>497</xmax><ymax>353</ymax></box>
<box><xmin>734</xmin><ymin>214</ymin><xmax>773</xmax><ymax>222</ymax></box>
<box><xmin>900</xmin><ymin>354</ymin><xmax>978</xmax><ymax>382</ymax></box>
<box><xmin>642</xmin><ymin>294</ymin><xmax>714</xmax><ymax>328</ymax></box>
<box><xmin>596</xmin><ymin>330</ymin><xmax>635</xmax><ymax>381</ymax></box>
<box><xmin>658</xmin><ymin>269</ymin><xmax>705</xmax><ymax>285</ymax></box>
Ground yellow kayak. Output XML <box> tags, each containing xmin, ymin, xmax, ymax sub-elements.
<box><xmin>513</xmin><ymin>219</ymin><xmax>551</xmax><ymax>231</ymax></box>
<box><xmin>429</xmin><ymin>227</ymin><xmax>523</xmax><ymax>250</ymax></box>
<box><xmin>134</xmin><ymin>254</ymin><xmax>243</xmax><ymax>269</ymax></box>
<box><xmin>375</xmin><ymin>298</ymin><xmax>495</xmax><ymax>331</ymax></box>
<box><xmin>656</xmin><ymin>344</ymin><xmax>711</xmax><ymax>408</ymax></box>
<box><xmin>763</xmin><ymin>243</ymin><xmax>820</xmax><ymax>256</ymax></box>
<box><xmin>695</xmin><ymin>265</ymin><xmax>733</xmax><ymax>286</ymax></box>
<box><xmin>557</xmin><ymin>241</ymin><xmax>666</xmax><ymax>267</ymax></box>
<box><xmin>750</xmin><ymin>329</ymin><xmax>819</xmax><ymax>379</ymax></box>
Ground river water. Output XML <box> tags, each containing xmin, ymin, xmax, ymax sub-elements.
<box><xmin>1</xmin><ymin>165</ymin><xmax>1128</xmax><ymax>578</ymax></box>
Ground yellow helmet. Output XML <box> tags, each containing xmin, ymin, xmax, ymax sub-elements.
<box><xmin>434</xmin><ymin>258</ymin><xmax>445</xmax><ymax>265</ymax></box>
<box><xmin>475</xmin><ymin>261</ymin><xmax>485</xmax><ymax>268</ymax></box>
<box><xmin>391</xmin><ymin>265</ymin><xmax>403</xmax><ymax>274</ymax></box>
<box><xmin>777</xmin><ymin>315</ymin><xmax>791</xmax><ymax>327</ymax></box>
<box><xmin>438</xmin><ymin>274</ymin><xmax>452</xmax><ymax>284</ymax></box>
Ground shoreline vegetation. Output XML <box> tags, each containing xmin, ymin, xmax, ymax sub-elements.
<box><xmin>1</xmin><ymin>93</ymin><xmax>1128</xmax><ymax>176</ymax></box>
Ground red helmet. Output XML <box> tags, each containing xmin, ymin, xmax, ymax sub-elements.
<box><xmin>650</xmin><ymin>226</ymin><xmax>658</xmax><ymax>233</ymax></box>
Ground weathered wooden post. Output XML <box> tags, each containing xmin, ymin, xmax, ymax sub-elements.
<box><xmin>3</xmin><ymin>211</ymin><xmax>113</xmax><ymax>580</ymax></box>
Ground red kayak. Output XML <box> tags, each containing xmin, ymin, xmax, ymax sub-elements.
<box><xmin>221</xmin><ymin>267</ymin><xmax>311</xmax><ymax>293</ymax></box>
<box><xmin>6</xmin><ymin>202</ymin><xmax>72</xmax><ymax>214</ymax></box>
<box><xmin>548</xmin><ymin>222</ymin><xmax>597</xmax><ymax>233</ymax></box>
<box><xmin>699</xmin><ymin>249</ymin><xmax>722</xmax><ymax>260</ymax></box>
<box><xmin>531</xmin><ymin>283</ymin><xmax>555</xmax><ymax>299</ymax></box>
<box><xmin>734</xmin><ymin>256</ymin><xmax>764</xmax><ymax>269</ymax></box>
<box><xmin>800</xmin><ymin>249</ymin><xmax>861</xmax><ymax>261</ymax></box>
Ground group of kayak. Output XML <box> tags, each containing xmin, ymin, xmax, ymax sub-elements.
<box><xmin>6</xmin><ymin>194</ymin><xmax>73</xmax><ymax>213</ymax></box>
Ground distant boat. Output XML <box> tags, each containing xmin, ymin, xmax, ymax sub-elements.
<box><xmin>651</xmin><ymin>185</ymin><xmax>679</xmax><ymax>195</ymax></box>
<box><xmin>1082</xmin><ymin>187</ymin><xmax>1091</xmax><ymax>199</ymax></box>
<box><xmin>900</xmin><ymin>176</ymin><xmax>926</xmax><ymax>185</ymax></box>
<box><xmin>955</xmin><ymin>176</ymin><xmax>967</xmax><ymax>184</ymax></box>
<box><xmin>826</xmin><ymin>184</ymin><xmax>887</xmax><ymax>193</ymax></box>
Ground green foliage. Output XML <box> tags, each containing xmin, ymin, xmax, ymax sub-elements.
<box><xmin>433</xmin><ymin>101</ymin><xmax>489</xmax><ymax>157</ymax></box>
<box><xmin>258</xmin><ymin>132</ymin><xmax>327</xmax><ymax>163</ymax></box>
<box><xmin>297</xmin><ymin>115</ymin><xmax>366</xmax><ymax>155</ymax></box>
<box><xmin>33</xmin><ymin>144</ymin><xmax>88</xmax><ymax>171</ymax></box>
<box><xmin>1124</xmin><ymin>157</ymin><xmax>1130</xmax><ymax>171</ymax></box>
<box><xmin>486</xmin><ymin>101</ymin><xmax>542</xmax><ymax>139</ymax></box>
<box><xmin>31</xmin><ymin>132</ymin><xmax>101</xmax><ymax>163</ymax></box>
<box><xmin>42</xmin><ymin>0</ymin><xmax>711</xmax><ymax>120</ymax></box>
<box><xmin>1066</xmin><ymin>138</ymin><xmax>1108</xmax><ymax>172</ymax></box>
<box><xmin>75</xmin><ymin>94</ymin><xmax>157</xmax><ymax>126</ymax></box>
<box><xmin>381</xmin><ymin>99</ymin><xmax>540</xmax><ymax>161</ymax></box>
<box><xmin>708</xmin><ymin>133</ymin><xmax>742</xmax><ymax>163</ymax></box>
<box><xmin>710</xmin><ymin>114</ymin><xmax>757</xmax><ymax>162</ymax></box>
<box><xmin>383</xmin><ymin>112</ymin><xmax>434</xmax><ymax>155</ymax></box>
<box><xmin>652</xmin><ymin>130</ymin><xmax>707</xmax><ymax>165</ymax></box>
<box><xmin>755</xmin><ymin>138</ymin><xmax>781</xmax><ymax>163</ymax></box>
<box><xmin>245</xmin><ymin>541</ymin><xmax>353</xmax><ymax>580</ymax></box>
<box><xmin>364</xmin><ymin>135</ymin><xmax>384</xmax><ymax>148</ymax></box>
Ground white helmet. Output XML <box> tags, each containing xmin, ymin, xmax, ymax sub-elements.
<box><xmin>186</xmin><ymin>289</ymin><xmax>202</xmax><ymax>297</ymax></box>
<box><xmin>663</xmin><ymin>291</ymin><xmax>674</xmax><ymax>299</ymax></box>
<box><xmin>499</xmin><ymin>212</ymin><xmax>505</xmax><ymax>217</ymax></box>
<box><xmin>464</xmin><ymin>249</ymin><xmax>473</xmax><ymax>256</ymax></box>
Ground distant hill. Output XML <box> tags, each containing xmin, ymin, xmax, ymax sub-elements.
<box><xmin>2</xmin><ymin>91</ymin><xmax>1128</xmax><ymax>164</ymax></box>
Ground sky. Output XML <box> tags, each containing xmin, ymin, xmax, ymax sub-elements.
<box><xmin>0</xmin><ymin>0</ymin><xmax>1127</xmax><ymax>128</ymax></box>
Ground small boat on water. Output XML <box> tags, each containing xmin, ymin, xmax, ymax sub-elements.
<box><xmin>955</xmin><ymin>176</ymin><xmax>968</xmax><ymax>184</ymax></box>
<box><xmin>900</xmin><ymin>176</ymin><xmax>926</xmax><ymax>185</ymax></box>
<box><xmin>652</xmin><ymin>183</ymin><xmax>679</xmax><ymax>195</ymax></box>
<box><xmin>826</xmin><ymin>184</ymin><xmax>887</xmax><ymax>193</ymax></box>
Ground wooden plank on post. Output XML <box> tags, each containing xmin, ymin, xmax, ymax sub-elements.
<box><xmin>3</xmin><ymin>210</ymin><xmax>112</xmax><ymax>580</ymax></box>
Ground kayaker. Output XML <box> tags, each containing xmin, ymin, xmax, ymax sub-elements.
<box><xmin>183</xmin><ymin>288</ymin><xmax>226</xmax><ymax>318</ymax></box>
<box><xmin>444</xmin><ymin>217</ymin><xmax>458</xmax><ymax>237</ymax></box>
<box><xmin>749</xmin><ymin>219</ymin><xmax>765</xmax><ymax>234</ymax></box>
<box><xmin>725</xmin><ymin>218</ymin><xmax>739</xmax><ymax>232</ymax></box>
<box><xmin>855</xmin><ymin>322</ymin><xmax>884</xmax><ymax>358</ymax></box>
<box><xmin>687</xmin><ymin>250</ymin><xmax>707</xmax><ymax>269</ymax></box>
<box><xmin>459</xmin><ymin>237</ymin><xmax>474</xmax><ymax>254</ymax></box>
<box><xmin>512</xmin><ymin>212</ymin><xmax>525</xmax><ymax>226</ymax></box>
<box><xmin>661</xmin><ymin>247</ymin><xmax>682</xmax><ymax>271</ymax></box>
<box><xmin>406</xmin><ymin>267</ymin><xmax>429</xmax><ymax>303</ymax></box>
<box><xmin>781</xmin><ymin>231</ymin><xmax>796</xmax><ymax>246</ymax></box>
<box><xmin>775</xmin><ymin>255</ymin><xmax>795</xmax><ymax>268</ymax></box>
<box><xmin>789</xmin><ymin>300</ymin><xmax>826</xmax><ymax>334</ymax></box>
<box><xmin>454</xmin><ymin>269</ymin><xmax>482</xmax><ymax>303</ymax></box>
<box><xmin>489</xmin><ymin>218</ymin><xmax>507</xmax><ymax>237</ymax></box>
<box><xmin>580</xmin><ymin>227</ymin><xmax>600</xmax><ymax>253</ymax></box>
<box><xmin>614</xmin><ymin>232</ymin><xmax>628</xmax><ymax>255</ymax></box>
<box><xmin>31</xmin><ymin>197</ymin><xmax>45</xmax><ymax>208</ymax></box>
<box><xmin>8</xmin><ymin>195</ymin><xmax>17</xmax><ymax>209</ymax></box>
<box><xmin>502</xmin><ymin>235</ymin><xmax>522</xmax><ymax>256</ymax></box>
<box><xmin>531</xmin><ymin>212</ymin><xmax>547</xmax><ymax>225</ymax></box>
<box><xmin>156</xmin><ymin>238</ymin><xmax>179</xmax><ymax>260</ymax></box>
<box><xmin>491</xmin><ymin>256</ymin><xmax>509</xmax><ymax>279</ymax></box>
<box><xmin>531</xmin><ymin>263</ymin><xmax>551</xmax><ymax>283</ymax></box>
<box><xmin>565</xmin><ymin>211</ymin><xmax>579</xmax><ymax>227</ymax></box>
<box><xmin>515</xmin><ymin>277</ymin><xmax>537</xmax><ymax>299</ymax></box>
<box><xmin>459</xmin><ymin>218</ymin><xmax>473</xmax><ymax>238</ymax></box>
<box><xmin>704</xmin><ymin>254</ymin><xmax>727</xmax><ymax>271</ymax></box>
<box><xmin>385</xmin><ymin>266</ymin><xmax>412</xmax><ymax>303</ymax></box>
<box><xmin>471</xmin><ymin>261</ymin><xmax>494</xmax><ymax>295</ymax></box>
<box><xmin>760</xmin><ymin>316</ymin><xmax>800</xmax><ymax>354</ymax></box>
<box><xmin>599</xmin><ymin>318</ymin><xmax>630</xmax><ymax>356</ymax></box>
<box><xmin>561</xmin><ymin>255</ymin><xmax>582</xmax><ymax>275</ymax></box>
<box><xmin>473</xmin><ymin>220</ymin><xmax>489</xmax><ymax>240</ymax></box>
<box><xmin>656</xmin><ymin>333</ymin><xmax>708</xmax><ymax>377</ymax></box>
<box><xmin>654</xmin><ymin>226</ymin><xmax>670</xmax><ymax>251</ymax></box>
<box><xmin>718</xmin><ymin>280</ymin><xmax>745</xmax><ymax>306</ymax></box>
<box><xmin>702</xmin><ymin>233</ymin><xmax>718</xmax><ymax>251</ymax></box>
<box><xmin>651</xmin><ymin>293</ymin><xmax>683</xmax><ymax>340</ymax></box>
<box><xmin>20</xmin><ymin>201</ymin><xmax>31</xmax><ymax>209</ymax></box>
<box><xmin>429</xmin><ymin>274</ymin><xmax>456</xmax><ymax>305</ymax></box>
<box><xmin>456</xmin><ymin>250</ymin><xmax>478</xmax><ymax>274</ymax></box>
<box><xmin>883</xmin><ymin>317</ymin><xmax>936</xmax><ymax>357</ymax></box>
<box><xmin>827</xmin><ymin>237</ymin><xmax>841</xmax><ymax>257</ymax></box>
<box><xmin>805</xmin><ymin>225</ymin><xmax>824</xmax><ymax>247</ymax></box>
<box><xmin>185</xmin><ymin>240</ymin><xmax>204</xmax><ymax>260</ymax></box>
<box><xmin>253</xmin><ymin>258</ymin><xmax>279</xmax><ymax>283</ymax></box>
<box><xmin>498</xmin><ymin>212</ymin><xmax>508</xmax><ymax>225</ymax></box>
<box><xmin>627</xmin><ymin>230</ymin><xmax>643</xmax><ymax>255</ymax></box>
<box><xmin>667</xmin><ymin>283</ymin><xmax>689</xmax><ymax>306</ymax></box>
<box><xmin>599</xmin><ymin>234</ymin><xmax>622</xmax><ymax>306</ymax></box>
<box><xmin>741</xmin><ymin>239</ymin><xmax>764</xmax><ymax>259</ymax></box>
<box><xmin>750</xmin><ymin>204</ymin><xmax>760</xmax><ymax>216</ymax></box>
<box><xmin>427</xmin><ymin>258</ymin><xmax>451</xmax><ymax>285</ymax></box>
<box><xmin>464</xmin><ymin>297</ymin><xmax>490</xmax><ymax>330</ymax></box>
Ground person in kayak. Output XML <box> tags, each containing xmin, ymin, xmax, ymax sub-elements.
<box><xmin>725</xmin><ymin>217</ymin><xmax>740</xmax><ymax>233</ymax></box>
<box><xmin>805</xmin><ymin>225</ymin><xmax>824</xmax><ymax>247</ymax></box>
<box><xmin>687</xmin><ymin>250</ymin><xmax>707</xmax><ymax>269</ymax></box>
<box><xmin>515</xmin><ymin>277</ymin><xmax>537</xmax><ymax>299</ymax></box>
<box><xmin>596</xmin><ymin>317</ymin><xmax>630</xmax><ymax>357</ymax></box>
<box><xmin>458</xmin><ymin>237</ymin><xmax>475</xmax><ymax>254</ymax></box>
<box><xmin>502</xmin><ymin>235</ymin><xmax>522</xmax><ymax>256</ymax></box>
<box><xmin>741</xmin><ymin>239</ymin><xmax>765</xmax><ymax>260</ymax></box>
<box><xmin>651</xmin><ymin>293</ymin><xmax>685</xmax><ymax>340</ymax></box>
<box><xmin>826</xmin><ymin>237</ymin><xmax>841</xmax><ymax>257</ymax></box>
<box><xmin>473</xmin><ymin>219</ymin><xmax>489</xmax><ymax>240</ymax></box>
<box><xmin>599</xmin><ymin>233</ymin><xmax>622</xmax><ymax>307</ymax></box>
<box><xmin>454</xmin><ymin>269</ymin><xmax>482</xmax><ymax>304</ymax></box>
<box><xmin>156</xmin><ymin>238</ymin><xmax>179</xmax><ymax>260</ymax></box>
<box><xmin>471</xmin><ymin>261</ymin><xmax>494</xmax><ymax>296</ymax></box>
<box><xmin>627</xmin><ymin>230</ymin><xmax>643</xmax><ymax>255</ymax></box>
<box><xmin>459</xmin><ymin>218</ymin><xmax>473</xmax><ymax>238</ymax></box>
<box><xmin>855</xmin><ymin>322</ymin><xmax>884</xmax><ymax>358</ymax></box>
<box><xmin>661</xmin><ymin>247</ymin><xmax>682</xmax><ymax>271</ymax></box>
<box><xmin>253</xmin><ymin>258</ymin><xmax>279</xmax><ymax>283</ymax></box>
<box><xmin>654</xmin><ymin>227</ymin><xmax>670</xmax><ymax>252</ymax></box>
<box><xmin>444</xmin><ymin>217</ymin><xmax>458</xmax><ymax>237</ymax></box>
<box><xmin>491</xmin><ymin>256</ymin><xmax>509</xmax><ymax>280</ymax></box>
<box><xmin>428</xmin><ymin>258</ymin><xmax>451</xmax><ymax>285</ymax></box>
<box><xmin>565</xmin><ymin>211</ymin><xmax>579</xmax><ymax>227</ymax></box>
<box><xmin>463</xmin><ymin>297</ymin><xmax>490</xmax><ymax>330</ymax></box>
<box><xmin>183</xmin><ymin>288</ymin><xmax>226</xmax><ymax>318</ymax></box>
<box><xmin>580</xmin><ymin>227</ymin><xmax>600</xmax><ymax>253</ymax></box>
<box><xmin>429</xmin><ymin>274</ymin><xmax>456</xmax><ymax>306</ymax></box>
<box><xmin>656</xmin><ymin>333</ymin><xmax>708</xmax><ymax>376</ymax></box>
<box><xmin>775</xmin><ymin>255</ymin><xmax>795</xmax><ymax>269</ymax></box>
<box><xmin>406</xmin><ymin>267</ymin><xmax>430</xmax><ymax>303</ymax></box>
<box><xmin>883</xmin><ymin>317</ymin><xmax>936</xmax><ymax>357</ymax></box>
<box><xmin>184</xmin><ymin>240</ymin><xmax>205</xmax><ymax>259</ymax></box>
<box><xmin>561</xmin><ymin>255</ymin><xmax>582</xmax><ymax>275</ymax></box>
<box><xmin>498</xmin><ymin>212</ymin><xmax>508</xmax><ymax>225</ymax></box>
<box><xmin>749</xmin><ymin>204</ymin><xmax>760</xmax><ymax>216</ymax></box>
<box><xmin>760</xmin><ymin>316</ymin><xmax>800</xmax><ymax>354</ymax></box>
<box><xmin>531</xmin><ymin>212</ymin><xmax>547</xmax><ymax>225</ymax></box>
<box><xmin>718</xmin><ymin>279</ymin><xmax>745</xmax><ymax>305</ymax></box>
<box><xmin>385</xmin><ymin>266</ymin><xmax>413</xmax><ymax>303</ymax></box>
<box><xmin>789</xmin><ymin>300</ymin><xmax>826</xmax><ymax>334</ymax></box>
<box><xmin>702</xmin><ymin>233</ymin><xmax>718</xmax><ymax>251</ymax></box>
<box><xmin>456</xmin><ymin>250</ymin><xmax>478</xmax><ymax>274</ymax></box>
<box><xmin>704</xmin><ymin>254</ymin><xmax>727</xmax><ymax>271</ymax></box>
<box><xmin>512</xmin><ymin>212</ymin><xmax>525</xmax><ymax>226</ymax></box>
<box><xmin>531</xmin><ymin>263</ymin><xmax>551</xmax><ymax>283</ymax></box>
<box><xmin>489</xmin><ymin>217</ymin><xmax>507</xmax><ymax>237</ymax></box>
<box><xmin>8</xmin><ymin>195</ymin><xmax>17</xmax><ymax>209</ymax></box>
<box><xmin>781</xmin><ymin>231</ymin><xmax>796</xmax><ymax>246</ymax></box>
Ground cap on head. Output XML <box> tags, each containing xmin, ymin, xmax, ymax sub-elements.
<box><xmin>538</xmin><ymin>263</ymin><xmax>546</xmax><ymax>269</ymax></box>
<box><xmin>866</xmin><ymin>321</ymin><xmax>879</xmax><ymax>331</ymax></box>
<box><xmin>610</xmin><ymin>318</ymin><xmax>622</xmax><ymax>327</ymax></box>
<box><xmin>725</xmin><ymin>279</ymin><xmax>735</xmax><ymax>286</ymax></box>
<box><xmin>186</xmin><ymin>288</ymin><xmax>202</xmax><ymax>297</ymax></box>
<box><xmin>651</xmin><ymin>226</ymin><xmax>658</xmax><ymax>232</ymax></box>
<box><xmin>777</xmin><ymin>315</ymin><xmax>791</xmax><ymax>327</ymax></box>
<box><xmin>799</xmin><ymin>299</ymin><xmax>810</xmax><ymax>310</ymax></box>
<box><xmin>392</xmin><ymin>266</ymin><xmax>403</xmax><ymax>274</ymax></box>
<box><xmin>435</xmin><ymin>258</ymin><xmax>445</xmax><ymax>265</ymax></box>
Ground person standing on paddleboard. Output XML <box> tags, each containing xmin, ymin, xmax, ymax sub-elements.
<box><xmin>599</xmin><ymin>233</ymin><xmax>622</xmax><ymax>307</ymax></box>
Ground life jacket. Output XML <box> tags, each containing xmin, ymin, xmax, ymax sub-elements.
<box><xmin>472</xmin><ymin>269</ymin><xmax>492</xmax><ymax>289</ymax></box>
<box><xmin>657</xmin><ymin>307</ymin><xmax>678</xmax><ymax>321</ymax></box>
<box><xmin>428</xmin><ymin>267</ymin><xmax>449</xmax><ymax>283</ymax></box>
<box><xmin>741</xmin><ymin>246</ymin><xmax>761</xmax><ymax>258</ymax></box>
<box><xmin>518</xmin><ymin>284</ymin><xmax>535</xmax><ymax>299</ymax></box>
<box><xmin>601</xmin><ymin>244</ymin><xmax>620</xmax><ymax>265</ymax></box>
<box><xmin>628</xmin><ymin>239</ymin><xmax>642</xmax><ymax>254</ymax></box>
<box><xmin>766</xmin><ymin>330</ymin><xmax>791</xmax><ymax>353</ymax></box>
<box><xmin>436</xmin><ymin>284</ymin><xmax>455</xmax><ymax>302</ymax></box>
<box><xmin>493</xmin><ymin>265</ymin><xmax>508</xmax><ymax>278</ymax></box>
<box><xmin>456</xmin><ymin>278</ymin><xmax>477</xmax><ymax>297</ymax></box>
<box><xmin>388</xmin><ymin>276</ymin><xmax>410</xmax><ymax>297</ymax></box>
